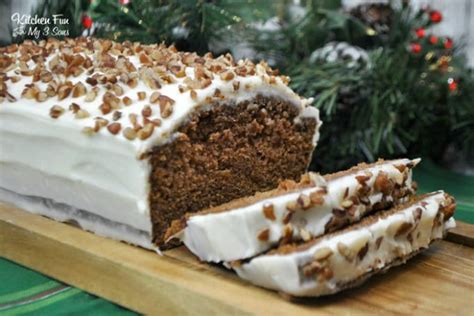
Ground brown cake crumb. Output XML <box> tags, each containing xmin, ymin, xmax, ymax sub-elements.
<box><xmin>154</xmin><ymin>95</ymin><xmax>317</xmax><ymax>246</ymax></box>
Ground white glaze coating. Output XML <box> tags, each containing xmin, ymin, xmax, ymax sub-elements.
<box><xmin>175</xmin><ymin>158</ymin><xmax>419</xmax><ymax>262</ymax></box>
<box><xmin>0</xmin><ymin>187</ymin><xmax>155</xmax><ymax>250</ymax></box>
<box><xmin>0</xmin><ymin>38</ymin><xmax>320</xmax><ymax>242</ymax></box>
<box><xmin>235</xmin><ymin>191</ymin><xmax>455</xmax><ymax>297</ymax></box>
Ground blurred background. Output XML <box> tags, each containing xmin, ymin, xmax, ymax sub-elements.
<box><xmin>1</xmin><ymin>0</ymin><xmax>473</xmax><ymax>176</ymax></box>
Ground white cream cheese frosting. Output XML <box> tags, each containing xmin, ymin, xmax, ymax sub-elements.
<box><xmin>172</xmin><ymin>158</ymin><xmax>420</xmax><ymax>262</ymax></box>
<box><xmin>0</xmin><ymin>187</ymin><xmax>155</xmax><ymax>250</ymax></box>
<box><xmin>0</xmin><ymin>38</ymin><xmax>319</xmax><ymax>243</ymax></box>
<box><xmin>234</xmin><ymin>191</ymin><xmax>456</xmax><ymax>297</ymax></box>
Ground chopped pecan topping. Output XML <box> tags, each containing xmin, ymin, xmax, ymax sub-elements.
<box><xmin>262</xmin><ymin>203</ymin><xmax>276</xmax><ymax>221</ymax></box>
<box><xmin>302</xmin><ymin>261</ymin><xmax>322</xmax><ymax>277</ymax></box>
<box><xmin>112</xmin><ymin>110</ymin><xmax>122</xmax><ymax>121</ymax></box>
<box><xmin>159</xmin><ymin>95</ymin><xmax>174</xmax><ymax>118</ymax></box>
<box><xmin>357</xmin><ymin>241</ymin><xmax>369</xmax><ymax>260</ymax></box>
<box><xmin>82</xmin><ymin>126</ymin><xmax>96</xmax><ymax>136</ymax></box>
<box><xmin>122</xmin><ymin>127</ymin><xmax>137</xmax><ymax>140</ymax></box>
<box><xmin>150</xmin><ymin>91</ymin><xmax>160</xmax><ymax>104</ymax></box>
<box><xmin>137</xmin><ymin>123</ymin><xmax>154</xmax><ymax>140</ymax></box>
<box><xmin>35</xmin><ymin>91</ymin><xmax>48</xmax><ymax>102</ymax></box>
<box><xmin>99</xmin><ymin>103</ymin><xmax>112</xmax><ymax>115</ymax></box>
<box><xmin>75</xmin><ymin>109</ymin><xmax>90</xmax><ymax>119</ymax></box>
<box><xmin>317</xmin><ymin>267</ymin><xmax>334</xmax><ymax>282</ymax></box>
<box><xmin>297</xmin><ymin>194</ymin><xmax>311</xmax><ymax>210</ymax></box>
<box><xmin>220</xmin><ymin>71</ymin><xmax>235</xmax><ymax>81</ymax></box>
<box><xmin>84</xmin><ymin>87</ymin><xmax>98</xmax><ymax>102</ymax></box>
<box><xmin>309</xmin><ymin>190</ymin><xmax>325</xmax><ymax>206</ymax></box>
<box><xmin>413</xmin><ymin>207</ymin><xmax>423</xmax><ymax>223</ymax></box>
<box><xmin>286</xmin><ymin>200</ymin><xmax>299</xmax><ymax>212</ymax></box>
<box><xmin>72</xmin><ymin>82</ymin><xmax>86</xmax><ymax>98</ymax></box>
<box><xmin>57</xmin><ymin>85</ymin><xmax>72</xmax><ymax>100</ymax></box>
<box><xmin>394</xmin><ymin>222</ymin><xmax>414</xmax><ymax>237</ymax></box>
<box><xmin>233</xmin><ymin>81</ymin><xmax>240</xmax><ymax>91</ymax></box>
<box><xmin>375</xmin><ymin>236</ymin><xmax>384</xmax><ymax>250</ymax></box>
<box><xmin>300</xmin><ymin>228</ymin><xmax>311</xmax><ymax>242</ymax></box>
<box><xmin>107</xmin><ymin>122</ymin><xmax>121</xmax><ymax>135</ymax></box>
<box><xmin>122</xmin><ymin>96</ymin><xmax>132</xmax><ymax>106</ymax></box>
<box><xmin>281</xmin><ymin>224</ymin><xmax>293</xmax><ymax>244</ymax></box>
<box><xmin>313</xmin><ymin>247</ymin><xmax>333</xmax><ymax>261</ymax></box>
<box><xmin>374</xmin><ymin>171</ymin><xmax>394</xmax><ymax>195</ymax></box>
<box><xmin>257</xmin><ymin>228</ymin><xmax>270</xmax><ymax>242</ymax></box>
<box><xmin>49</xmin><ymin>105</ymin><xmax>65</xmax><ymax>119</ymax></box>
<box><xmin>394</xmin><ymin>164</ymin><xmax>407</xmax><ymax>173</ymax></box>
<box><xmin>137</xmin><ymin>91</ymin><xmax>146</xmax><ymax>100</ymax></box>
<box><xmin>94</xmin><ymin>118</ymin><xmax>109</xmax><ymax>131</ymax></box>
<box><xmin>341</xmin><ymin>199</ymin><xmax>354</xmax><ymax>209</ymax></box>
<box><xmin>141</xmin><ymin>105</ymin><xmax>152</xmax><ymax>117</ymax></box>
<box><xmin>337</xmin><ymin>242</ymin><xmax>355</xmax><ymax>262</ymax></box>
<box><xmin>282</xmin><ymin>210</ymin><xmax>293</xmax><ymax>225</ymax></box>
<box><xmin>69</xmin><ymin>102</ymin><xmax>80</xmax><ymax>113</ymax></box>
<box><xmin>86</xmin><ymin>77</ymin><xmax>98</xmax><ymax>86</ymax></box>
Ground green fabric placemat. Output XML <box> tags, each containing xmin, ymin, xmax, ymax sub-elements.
<box><xmin>0</xmin><ymin>259</ymin><xmax>135</xmax><ymax>315</ymax></box>
<box><xmin>415</xmin><ymin>160</ymin><xmax>474</xmax><ymax>224</ymax></box>
<box><xmin>1</xmin><ymin>160</ymin><xmax>473</xmax><ymax>315</ymax></box>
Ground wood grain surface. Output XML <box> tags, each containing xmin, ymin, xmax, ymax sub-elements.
<box><xmin>0</xmin><ymin>201</ymin><xmax>473</xmax><ymax>315</ymax></box>
<box><xmin>446</xmin><ymin>221</ymin><xmax>474</xmax><ymax>247</ymax></box>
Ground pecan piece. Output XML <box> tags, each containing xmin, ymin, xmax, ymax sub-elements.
<box><xmin>262</xmin><ymin>203</ymin><xmax>276</xmax><ymax>221</ymax></box>
<box><xmin>257</xmin><ymin>228</ymin><xmax>270</xmax><ymax>242</ymax></box>
<box><xmin>297</xmin><ymin>194</ymin><xmax>311</xmax><ymax>210</ymax></box>
<box><xmin>137</xmin><ymin>123</ymin><xmax>154</xmax><ymax>140</ymax></box>
<box><xmin>309</xmin><ymin>190</ymin><xmax>325</xmax><ymax>206</ymax></box>
<box><xmin>302</xmin><ymin>261</ymin><xmax>322</xmax><ymax>277</ymax></box>
<box><xmin>122</xmin><ymin>127</ymin><xmax>137</xmax><ymax>140</ymax></box>
<box><xmin>49</xmin><ymin>105</ymin><xmax>65</xmax><ymax>119</ymax></box>
<box><xmin>107</xmin><ymin>122</ymin><xmax>121</xmax><ymax>135</ymax></box>
<box><xmin>72</xmin><ymin>82</ymin><xmax>86</xmax><ymax>98</ymax></box>
<box><xmin>75</xmin><ymin>109</ymin><xmax>90</xmax><ymax>119</ymax></box>
<box><xmin>313</xmin><ymin>247</ymin><xmax>333</xmax><ymax>261</ymax></box>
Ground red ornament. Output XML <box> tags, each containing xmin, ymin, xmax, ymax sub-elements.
<box><xmin>430</xmin><ymin>10</ymin><xmax>442</xmax><ymax>23</ymax></box>
<box><xmin>410</xmin><ymin>43</ymin><xmax>422</xmax><ymax>54</ymax></box>
<box><xmin>448</xmin><ymin>78</ymin><xmax>457</xmax><ymax>91</ymax></box>
<box><xmin>415</xmin><ymin>28</ymin><xmax>426</xmax><ymax>38</ymax></box>
<box><xmin>429</xmin><ymin>35</ymin><xmax>438</xmax><ymax>45</ymax></box>
<box><xmin>119</xmin><ymin>0</ymin><xmax>130</xmax><ymax>4</ymax></box>
<box><xmin>444</xmin><ymin>37</ymin><xmax>453</xmax><ymax>49</ymax></box>
<box><xmin>82</xmin><ymin>15</ymin><xmax>93</xmax><ymax>29</ymax></box>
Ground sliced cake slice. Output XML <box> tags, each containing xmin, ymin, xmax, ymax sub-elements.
<box><xmin>234</xmin><ymin>191</ymin><xmax>456</xmax><ymax>297</ymax></box>
<box><xmin>166</xmin><ymin>158</ymin><xmax>420</xmax><ymax>262</ymax></box>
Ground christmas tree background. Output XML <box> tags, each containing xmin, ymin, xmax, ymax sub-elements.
<box><xmin>8</xmin><ymin>0</ymin><xmax>474</xmax><ymax>173</ymax></box>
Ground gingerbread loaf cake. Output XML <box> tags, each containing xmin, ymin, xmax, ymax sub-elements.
<box><xmin>166</xmin><ymin>158</ymin><xmax>420</xmax><ymax>262</ymax></box>
<box><xmin>234</xmin><ymin>191</ymin><xmax>456</xmax><ymax>297</ymax></box>
<box><xmin>0</xmin><ymin>38</ymin><xmax>320</xmax><ymax>249</ymax></box>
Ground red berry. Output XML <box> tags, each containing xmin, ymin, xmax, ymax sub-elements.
<box><xmin>444</xmin><ymin>37</ymin><xmax>453</xmax><ymax>49</ymax></box>
<box><xmin>410</xmin><ymin>43</ymin><xmax>422</xmax><ymax>54</ymax></box>
<box><xmin>415</xmin><ymin>28</ymin><xmax>425</xmax><ymax>38</ymax></box>
<box><xmin>82</xmin><ymin>15</ymin><xmax>93</xmax><ymax>29</ymax></box>
<box><xmin>429</xmin><ymin>35</ymin><xmax>438</xmax><ymax>44</ymax></box>
<box><xmin>448</xmin><ymin>78</ymin><xmax>457</xmax><ymax>91</ymax></box>
<box><xmin>430</xmin><ymin>11</ymin><xmax>442</xmax><ymax>23</ymax></box>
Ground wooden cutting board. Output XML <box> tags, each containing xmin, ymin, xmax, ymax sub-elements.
<box><xmin>0</xmin><ymin>201</ymin><xmax>473</xmax><ymax>315</ymax></box>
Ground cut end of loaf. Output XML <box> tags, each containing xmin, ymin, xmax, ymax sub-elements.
<box><xmin>148</xmin><ymin>95</ymin><xmax>319</xmax><ymax>247</ymax></box>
